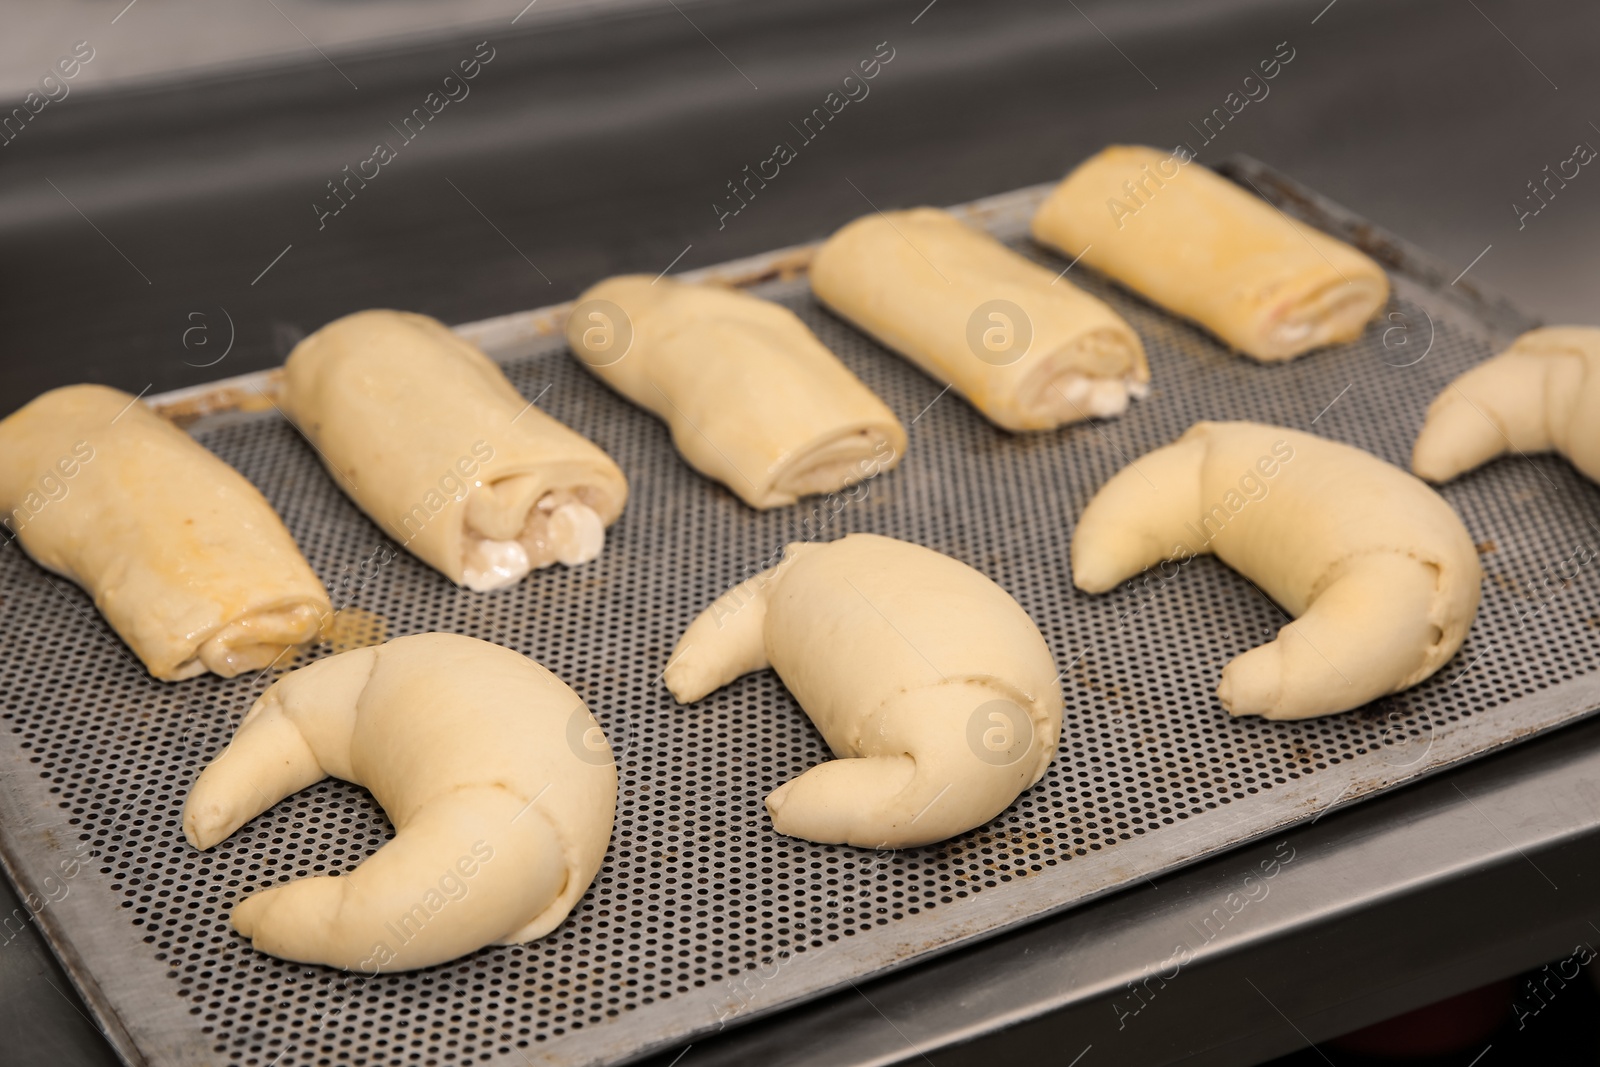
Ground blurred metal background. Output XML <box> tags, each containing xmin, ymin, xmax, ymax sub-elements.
<box><xmin>3</xmin><ymin>1</ymin><xmax>1599</xmax><ymax>1064</ymax></box>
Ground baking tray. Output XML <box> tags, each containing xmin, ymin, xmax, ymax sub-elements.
<box><xmin>3</xmin><ymin>157</ymin><xmax>1597</xmax><ymax>1067</ymax></box>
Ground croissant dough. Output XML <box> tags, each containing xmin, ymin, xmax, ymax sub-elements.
<box><xmin>1412</xmin><ymin>326</ymin><xmax>1600</xmax><ymax>484</ymax></box>
<box><xmin>1031</xmin><ymin>145</ymin><xmax>1390</xmax><ymax>362</ymax></box>
<box><xmin>567</xmin><ymin>276</ymin><xmax>906</xmax><ymax>508</ymax></box>
<box><xmin>665</xmin><ymin>534</ymin><xmax>1062</xmax><ymax>847</ymax></box>
<box><xmin>1072</xmin><ymin>422</ymin><xmax>1481</xmax><ymax>720</ymax></box>
<box><xmin>183</xmin><ymin>633</ymin><xmax>617</xmax><ymax>972</ymax></box>
<box><xmin>0</xmin><ymin>384</ymin><xmax>329</xmax><ymax>681</ymax></box>
<box><xmin>283</xmin><ymin>310</ymin><xmax>628</xmax><ymax>591</ymax></box>
<box><xmin>810</xmin><ymin>207</ymin><xmax>1148</xmax><ymax>432</ymax></box>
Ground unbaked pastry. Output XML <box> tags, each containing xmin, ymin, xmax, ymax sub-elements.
<box><xmin>183</xmin><ymin>633</ymin><xmax>617</xmax><ymax>973</ymax></box>
<box><xmin>0</xmin><ymin>384</ymin><xmax>329</xmax><ymax>681</ymax></box>
<box><xmin>283</xmin><ymin>310</ymin><xmax>628</xmax><ymax>591</ymax></box>
<box><xmin>665</xmin><ymin>534</ymin><xmax>1062</xmax><ymax>847</ymax></box>
<box><xmin>809</xmin><ymin>207</ymin><xmax>1148</xmax><ymax>431</ymax></box>
<box><xmin>567</xmin><ymin>276</ymin><xmax>905</xmax><ymax>508</ymax></box>
<box><xmin>1072</xmin><ymin>421</ymin><xmax>1481</xmax><ymax>720</ymax></box>
<box><xmin>1412</xmin><ymin>326</ymin><xmax>1600</xmax><ymax>484</ymax></box>
<box><xmin>1031</xmin><ymin>145</ymin><xmax>1390</xmax><ymax>362</ymax></box>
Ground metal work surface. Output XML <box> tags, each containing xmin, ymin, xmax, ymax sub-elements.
<box><xmin>1</xmin><ymin>167</ymin><xmax>1595</xmax><ymax>1067</ymax></box>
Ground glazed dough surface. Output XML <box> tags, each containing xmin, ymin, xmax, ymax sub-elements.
<box><xmin>283</xmin><ymin>310</ymin><xmax>628</xmax><ymax>590</ymax></box>
<box><xmin>567</xmin><ymin>276</ymin><xmax>906</xmax><ymax>508</ymax></box>
<box><xmin>1031</xmin><ymin>145</ymin><xmax>1390</xmax><ymax>362</ymax></box>
<box><xmin>665</xmin><ymin>534</ymin><xmax>1062</xmax><ymax>847</ymax></box>
<box><xmin>183</xmin><ymin>633</ymin><xmax>617</xmax><ymax>972</ymax></box>
<box><xmin>810</xmin><ymin>207</ymin><xmax>1148</xmax><ymax>432</ymax></box>
<box><xmin>1072</xmin><ymin>421</ymin><xmax>1481</xmax><ymax>719</ymax></box>
<box><xmin>0</xmin><ymin>384</ymin><xmax>329</xmax><ymax>681</ymax></box>
<box><xmin>1412</xmin><ymin>326</ymin><xmax>1600</xmax><ymax>484</ymax></box>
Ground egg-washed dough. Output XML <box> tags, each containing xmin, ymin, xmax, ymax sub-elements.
<box><xmin>567</xmin><ymin>276</ymin><xmax>906</xmax><ymax>508</ymax></box>
<box><xmin>809</xmin><ymin>207</ymin><xmax>1148</xmax><ymax>432</ymax></box>
<box><xmin>1072</xmin><ymin>421</ymin><xmax>1481</xmax><ymax>720</ymax></box>
<box><xmin>183</xmin><ymin>633</ymin><xmax>617</xmax><ymax>973</ymax></box>
<box><xmin>1412</xmin><ymin>326</ymin><xmax>1600</xmax><ymax>484</ymax></box>
<box><xmin>665</xmin><ymin>534</ymin><xmax>1062</xmax><ymax>848</ymax></box>
<box><xmin>0</xmin><ymin>384</ymin><xmax>329</xmax><ymax>681</ymax></box>
<box><xmin>1031</xmin><ymin>145</ymin><xmax>1390</xmax><ymax>362</ymax></box>
<box><xmin>283</xmin><ymin>310</ymin><xmax>628</xmax><ymax>591</ymax></box>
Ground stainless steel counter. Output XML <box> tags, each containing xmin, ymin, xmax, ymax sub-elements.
<box><xmin>2</xmin><ymin>0</ymin><xmax>1598</xmax><ymax>1063</ymax></box>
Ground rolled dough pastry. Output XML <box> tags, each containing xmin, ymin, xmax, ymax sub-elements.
<box><xmin>1412</xmin><ymin>326</ymin><xmax>1600</xmax><ymax>484</ymax></box>
<box><xmin>1072</xmin><ymin>421</ymin><xmax>1481</xmax><ymax>719</ymax></box>
<box><xmin>809</xmin><ymin>207</ymin><xmax>1148</xmax><ymax>432</ymax></box>
<box><xmin>183</xmin><ymin>633</ymin><xmax>617</xmax><ymax>973</ymax></box>
<box><xmin>665</xmin><ymin>534</ymin><xmax>1062</xmax><ymax>847</ymax></box>
<box><xmin>0</xmin><ymin>384</ymin><xmax>329</xmax><ymax>681</ymax></box>
<box><xmin>1031</xmin><ymin>145</ymin><xmax>1390</xmax><ymax>362</ymax></box>
<box><xmin>567</xmin><ymin>276</ymin><xmax>906</xmax><ymax>508</ymax></box>
<box><xmin>283</xmin><ymin>310</ymin><xmax>628</xmax><ymax>591</ymax></box>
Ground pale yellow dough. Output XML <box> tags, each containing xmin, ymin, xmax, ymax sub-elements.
<box><xmin>1031</xmin><ymin>145</ymin><xmax>1390</xmax><ymax>362</ymax></box>
<box><xmin>810</xmin><ymin>207</ymin><xmax>1148</xmax><ymax>432</ymax></box>
<box><xmin>665</xmin><ymin>534</ymin><xmax>1062</xmax><ymax>848</ymax></box>
<box><xmin>283</xmin><ymin>310</ymin><xmax>628</xmax><ymax>590</ymax></box>
<box><xmin>0</xmin><ymin>384</ymin><xmax>329</xmax><ymax>681</ymax></box>
<box><xmin>1072</xmin><ymin>422</ymin><xmax>1481</xmax><ymax>720</ymax></box>
<box><xmin>1412</xmin><ymin>326</ymin><xmax>1600</xmax><ymax>484</ymax></box>
<box><xmin>183</xmin><ymin>633</ymin><xmax>617</xmax><ymax>973</ymax></box>
<box><xmin>567</xmin><ymin>276</ymin><xmax>906</xmax><ymax>508</ymax></box>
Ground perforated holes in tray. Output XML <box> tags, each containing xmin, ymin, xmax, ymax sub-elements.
<box><xmin>3</xmin><ymin>242</ymin><xmax>1598</xmax><ymax>1066</ymax></box>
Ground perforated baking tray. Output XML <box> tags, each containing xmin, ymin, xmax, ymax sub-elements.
<box><xmin>3</xmin><ymin>158</ymin><xmax>1598</xmax><ymax>1067</ymax></box>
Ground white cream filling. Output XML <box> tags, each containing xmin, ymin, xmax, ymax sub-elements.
<box><xmin>541</xmin><ymin>501</ymin><xmax>605</xmax><ymax>566</ymax></box>
<box><xmin>1052</xmin><ymin>372</ymin><xmax>1138</xmax><ymax>419</ymax></box>
<box><xmin>462</xmin><ymin>539</ymin><xmax>532</xmax><ymax>592</ymax></box>
<box><xmin>462</xmin><ymin>493</ymin><xmax>606</xmax><ymax>591</ymax></box>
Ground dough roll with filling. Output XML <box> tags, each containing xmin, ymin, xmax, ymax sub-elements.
<box><xmin>0</xmin><ymin>384</ymin><xmax>329</xmax><ymax>681</ymax></box>
<box><xmin>283</xmin><ymin>310</ymin><xmax>629</xmax><ymax>591</ymax></box>
<box><xmin>809</xmin><ymin>207</ymin><xmax>1148</xmax><ymax>432</ymax></box>
<box><xmin>1031</xmin><ymin>145</ymin><xmax>1390</xmax><ymax>362</ymax></box>
<box><xmin>566</xmin><ymin>276</ymin><xmax>905</xmax><ymax>508</ymax></box>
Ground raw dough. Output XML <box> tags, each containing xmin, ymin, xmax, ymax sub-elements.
<box><xmin>0</xmin><ymin>384</ymin><xmax>329</xmax><ymax>681</ymax></box>
<box><xmin>665</xmin><ymin>534</ymin><xmax>1062</xmax><ymax>847</ymax></box>
<box><xmin>1412</xmin><ymin>326</ymin><xmax>1600</xmax><ymax>484</ymax></box>
<box><xmin>282</xmin><ymin>310</ymin><xmax>628</xmax><ymax>590</ymax></box>
<box><xmin>567</xmin><ymin>276</ymin><xmax>906</xmax><ymax>508</ymax></box>
<box><xmin>810</xmin><ymin>207</ymin><xmax>1148</xmax><ymax>431</ymax></box>
<box><xmin>1072</xmin><ymin>421</ymin><xmax>1481</xmax><ymax>720</ymax></box>
<box><xmin>1031</xmin><ymin>145</ymin><xmax>1390</xmax><ymax>362</ymax></box>
<box><xmin>183</xmin><ymin>633</ymin><xmax>617</xmax><ymax>973</ymax></box>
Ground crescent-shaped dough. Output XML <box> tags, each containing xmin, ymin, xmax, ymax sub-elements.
<box><xmin>1031</xmin><ymin>145</ymin><xmax>1390</xmax><ymax>362</ymax></box>
<box><xmin>665</xmin><ymin>534</ymin><xmax>1062</xmax><ymax>847</ymax></box>
<box><xmin>1412</xmin><ymin>326</ymin><xmax>1600</xmax><ymax>484</ymax></box>
<box><xmin>1071</xmin><ymin>422</ymin><xmax>1482</xmax><ymax>720</ymax></box>
<box><xmin>283</xmin><ymin>310</ymin><xmax>629</xmax><ymax>591</ymax></box>
<box><xmin>566</xmin><ymin>276</ymin><xmax>906</xmax><ymax>508</ymax></box>
<box><xmin>809</xmin><ymin>207</ymin><xmax>1149</xmax><ymax>431</ymax></box>
<box><xmin>183</xmin><ymin>633</ymin><xmax>617</xmax><ymax>972</ymax></box>
<box><xmin>0</xmin><ymin>384</ymin><xmax>329</xmax><ymax>681</ymax></box>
